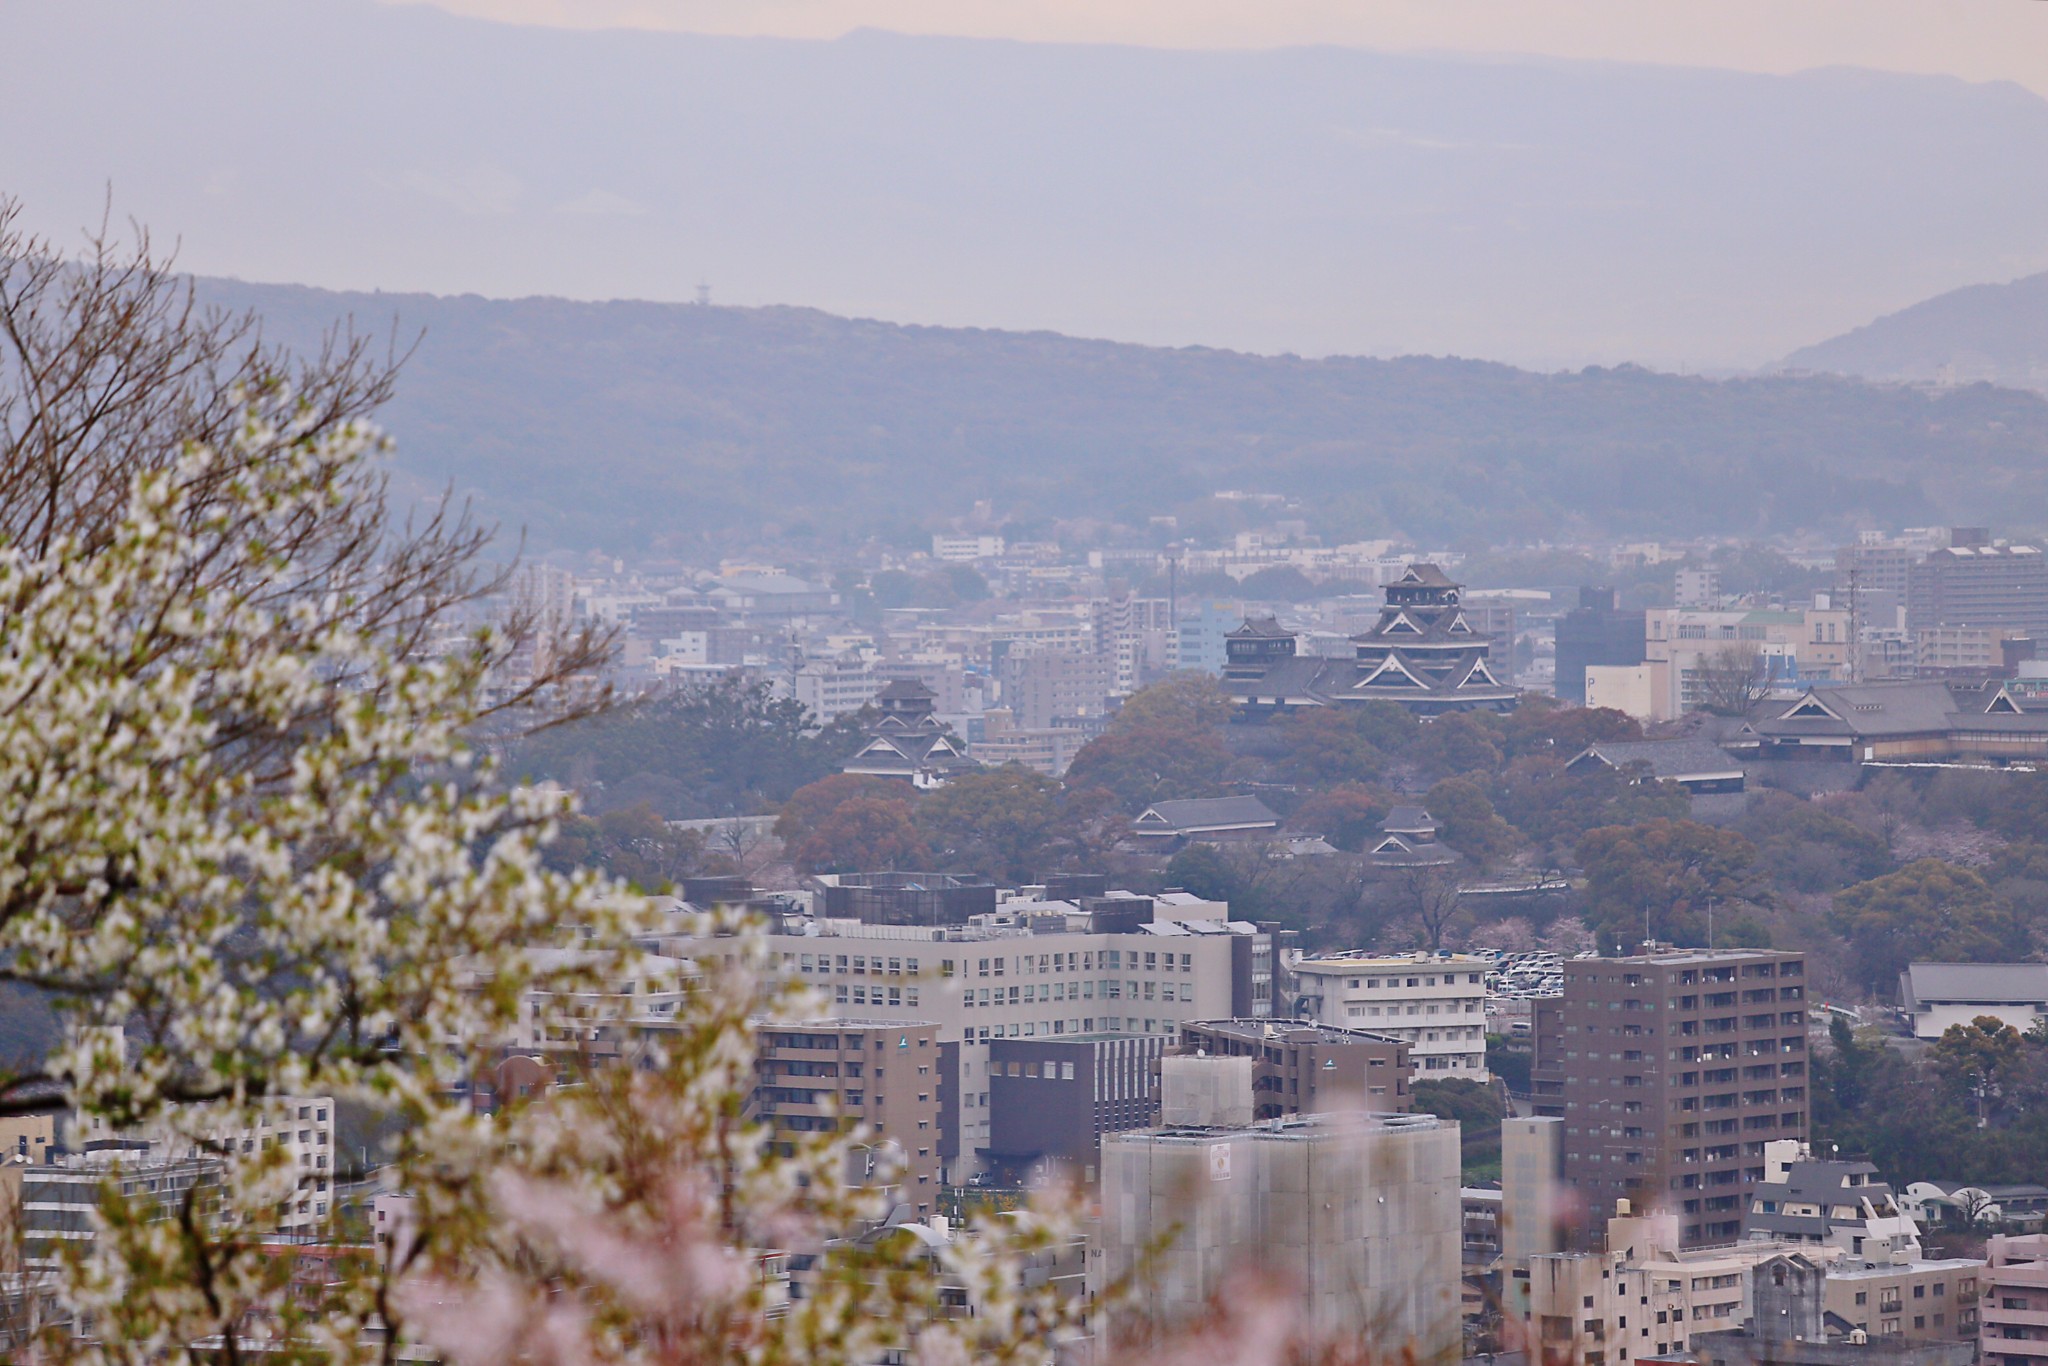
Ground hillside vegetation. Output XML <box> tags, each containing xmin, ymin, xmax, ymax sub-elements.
<box><xmin>1782</xmin><ymin>270</ymin><xmax>2048</xmax><ymax>394</ymax></box>
<box><xmin>200</xmin><ymin>278</ymin><xmax>2048</xmax><ymax>554</ymax></box>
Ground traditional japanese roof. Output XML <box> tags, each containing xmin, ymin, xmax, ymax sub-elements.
<box><xmin>1395</xmin><ymin>563</ymin><xmax>1458</xmax><ymax>589</ymax></box>
<box><xmin>1228</xmin><ymin>616</ymin><xmax>1292</xmax><ymax>639</ymax></box>
<box><xmin>875</xmin><ymin>678</ymin><xmax>937</xmax><ymax>701</ymax></box>
<box><xmin>1133</xmin><ymin>796</ymin><xmax>1281</xmax><ymax>835</ymax></box>
<box><xmin>1381</xmin><ymin>805</ymin><xmax>1437</xmax><ymax>835</ymax></box>
<box><xmin>1567</xmin><ymin>739</ymin><xmax>1745</xmax><ymax>784</ymax></box>
<box><xmin>1899</xmin><ymin>961</ymin><xmax>2048</xmax><ymax>1009</ymax></box>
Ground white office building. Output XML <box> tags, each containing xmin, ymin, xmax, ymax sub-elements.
<box><xmin>1288</xmin><ymin>951</ymin><xmax>1491</xmax><ymax>1079</ymax></box>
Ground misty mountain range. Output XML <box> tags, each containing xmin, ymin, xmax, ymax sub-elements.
<box><xmin>7</xmin><ymin>0</ymin><xmax>2048</xmax><ymax>369</ymax></box>
<box><xmin>1783</xmin><ymin>271</ymin><xmax>2048</xmax><ymax>394</ymax></box>
<box><xmin>197</xmin><ymin>276</ymin><xmax>2048</xmax><ymax>555</ymax></box>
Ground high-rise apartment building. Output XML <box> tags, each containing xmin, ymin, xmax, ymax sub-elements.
<box><xmin>997</xmin><ymin>646</ymin><xmax>1115</xmax><ymax>729</ymax></box>
<box><xmin>1531</xmin><ymin>947</ymin><xmax>1810</xmax><ymax>1248</ymax></box>
<box><xmin>1907</xmin><ymin>542</ymin><xmax>2048</xmax><ymax>639</ymax></box>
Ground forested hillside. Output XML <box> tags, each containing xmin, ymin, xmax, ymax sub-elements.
<box><xmin>200</xmin><ymin>277</ymin><xmax>2048</xmax><ymax>553</ymax></box>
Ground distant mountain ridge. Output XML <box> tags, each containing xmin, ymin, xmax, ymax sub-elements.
<box><xmin>1781</xmin><ymin>272</ymin><xmax>2048</xmax><ymax>394</ymax></box>
<box><xmin>192</xmin><ymin>276</ymin><xmax>2048</xmax><ymax>555</ymax></box>
<box><xmin>8</xmin><ymin>0</ymin><xmax>2048</xmax><ymax>368</ymax></box>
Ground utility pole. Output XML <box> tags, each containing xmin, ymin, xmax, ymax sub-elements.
<box><xmin>1846</xmin><ymin>566</ymin><xmax>1862</xmax><ymax>685</ymax></box>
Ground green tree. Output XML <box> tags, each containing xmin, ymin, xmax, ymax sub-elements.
<box><xmin>917</xmin><ymin>765</ymin><xmax>1066</xmax><ymax>883</ymax></box>
<box><xmin>1492</xmin><ymin>695</ymin><xmax>1642</xmax><ymax>762</ymax></box>
<box><xmin>1492</xmin><ymin>754</ymin><xmax>1689</xmax><ymax>859</ymax></box>
<box><xmin>1062</xmin><ymin>726</ymin><xmax>1233</xmax><ymax>811</ymax></box>
<box><xmin>1575</xmin><ymin>818</ymin><xmax>1772</xmax><ymax>952</ymax></box>
<box><xmin>1424</xmin><ymin>777</ymin><xmax>1521</xmax><ymax>869</ymax></box>
<box><xmin>776</xmin><ymin>773</ymin><xmax>912</xmax><ymax>854</ymax></box>
<box><xmin>1933</xmin><ymin>1015</ymin><xmax>2025</xmax><ymax>1125</ymax></box>
<box><xmin>1737</xmin><ymin>792</ymin><xmax>1893</xmax><ymax>894</ymax></box>
<box><xmin>1108</xmin><ymin>671</ymin><xmax>1236</xmax><ymax>735</ymax></box>
<box><xmin>1828</xmin><ymin>860</ymin><xmax>2028</xmax><ymax>994</ymax></box>
<box><xmin>1286</xmin><ymin>782</ymin><xmax>1393</xmax><ymax>852</ymax></box>
<box><xmin>1164</xmin><ymin>842</ymin><xmax>1240</xmax><ymax>905</ymax></box>
<box><xmin>1271</xmin><ymin>707</ymin><xmax>1393</xmax><ymax>788</ymax></box>
<box><xmin>789</xmin><ymin>795</ymin><xmax>931</xmax><ymax>874</ymax></box>
<box><xmin>541</xmin><ymin>803</ymin><xmax>706</xmax><ymax>890</ymax></box>
<box><xmin>513</xmin><ymin>673</ymin><xmax>865</xmax><ymax>817</ymax></box>
<box><xmin>1408</xmin><ymin>711</ymin><xmax>1504</xmax><ymax>782</ymax></box>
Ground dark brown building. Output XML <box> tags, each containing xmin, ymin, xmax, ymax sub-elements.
<box><xmin>753</xmin><ymin>1019</ymin><xmax>944</xmax><ymax>1216</ymax></box>
<box><xmin>1530</xmin><ymin>947</ymin><xmax>1809</xmax><ymax>1249</ymax></box>
<box><xmin>982</xmin><ymin>1033</ymin><xmax>1165</xmax><ymax>1186</ymax></box>
<box><xmin>1175</xmin><ymin>1019</ymin><xmax>1413</xmax><ymax>1119</ymax></box>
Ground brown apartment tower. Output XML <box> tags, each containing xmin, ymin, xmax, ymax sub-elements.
<box><xmin>1530</xmin><ymin>947</ymin><xmax>1809</xmax><ymax>1249</ymax></box>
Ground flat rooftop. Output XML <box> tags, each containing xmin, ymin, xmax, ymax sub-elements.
<box><xmin>1183</xmin><ymin>1018</ymin><xmax>1408</xmax><ymax>1048</ymax></box>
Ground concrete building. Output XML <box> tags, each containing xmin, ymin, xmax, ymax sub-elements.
<box><xmin>1290</xmin><ymin>951</ymin><xmax>1491</xmax><ymax>1079</ymax></box>
<box><xmin>1824</xmin><ymin>1257</ymin><xmax>1985</xmax><ymax>1346</ymax></box>
<box><xmin>968</xmin><ymin>707</ymin><xmax>1086</xmax><ymax>777</ymax></box>
<box><xmin>1517</xmin><ymin>1207</ymin><xmax>1823</xmax><ymax>1364</ymax></box>
<box><xmin>671</xmin><ymin>888</ymin><xmax>1277</xmax><ymax>1183</ymax></box>
<box><xmin>1100</xmin><ymin>1111</ymin><xmax>1462</xmax><ymax>1359</ymax></box>
<box><xmin>1586</xmin><ymin>659</ymin><xmax>1679</xmax><ymax>722</ymax></box>
<box><xmin>1175</xmin><ymin>1018</ymin><xmax>1413</xmax><ymax>1119</ymax></box>
<box><xmin>932</xmin><ymin>533</ymin><xmax>1005</xmax><ymax>562</ymax></box>
<box><xmin>1741</xmin><ymin>1143</ymin><xmax>1924</xmax><ymax>1263</ymax></box>
<box><xmin>1501</xmin><ymin>1117</ymin><xmax>1566</xmax><ymax>1279</ymax></box>
<box><xmin>1532</xmin><ymin>947</ymin><xmax>1810</xmax><ymax>1248</ymax></box>
<box><xmin>753</xmin><ymin>1020</ymin><xmax>945</xmax><ymax>1218</ymax></box>
<box><xmin>66</xmin><ymin>1096</ymin><xmax>339</xmax><ymax>1232</ymax></box>
<box><xmin>1645</xmin><ymin>605</ymin><xmax>1853</xmax><ymax>714</ymax></box>
<box><xmin>1557</xmin><ymin>587</ymin><xmax>1648</xmax><ymax>707</ymax></box>
<box><xmin>1676</xmin><ymin>570</ymin><xmax>1722</xmax><ymax>609</ymax></box>
<box><xmin>20</xmin><ymin>1150</ymin><xmax>222</xmax><ymax>1269</ymax></box>
<box><xmin>980</xmin><ymin>1033</ymin><xmax>1165</xmax><ymax>1185</ymax></box>
<box><xmin>1907</xmin><ymin>542</ymin><xmax>2048</xmax><ymax>639</ymax></box>
<box><xmin>997</xmin><ymin>646</ymin><xmax>1115</xmax><ymax>730</ymax></box>
<box><xmin>789</xmin><ymin>650</ymin><xmax>881</xmax><ymax>722</ymax></box>
<box><xmin>1688</xmin><ymin>1253</ymin><xmax>1977</xmax><ymax>1366</ymax></box>
<box><xmin>1982</xmin><ymin>1234</ymin><xmax>2048</xmax><ymax>1366</ymax></box>
<box><xmin>1897</xmin><ymin>962</ymin><xmax>2048</xmax><ymax>1041</ymax></box>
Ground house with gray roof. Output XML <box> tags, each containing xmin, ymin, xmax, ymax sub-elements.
<box><xmin>1741</xmin><ymin>1143</ymin><xmax>1923</xmax><ymax>1262</ymax></box>
<box><xmin>1898</xmin><ymin>961</ymin><xmax>2048</xmax><ymax>1041</ymax></box>
<box><xmin>1565</xmin><ymin>738</ymin><xmax>1746</xmax><ymax>794</ymax></box>
<box><xmin>1727</xmin><ymin>680</ymin><xmax>2048</xmax><ymax>765</ymax></box>
<box><xmin>1130</xmin><ymin>796</ymin><xmax>1280</xmax><ymax>848</ymax></box>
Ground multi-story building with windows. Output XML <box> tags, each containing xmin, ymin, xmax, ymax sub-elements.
<box><xmin>1982</xmin><ymin>1234</ymin><xmax>2048</xmax><ymax>1366</ymax></box>
<box><xmin>1531</xmin><ymin>947</ymin><xmax>1809</xmax><ymax>1249</ymax></box>
<box><xmin>1288</xmin><ymin>951</ymin><xmax>1491</xmax><ymax>1079</ymax></box>
<box><xmin>1907</xmin><ymin>541</ymin><xmax>2048</xmax><ymax>639</ymax></box>
<box><xmin>752</xmin><ymin>1020</ymin><xmax>945</xmax><ymax>1218</ymax></box>
<box><xmin>1174</xmin><ymin>1018</ymin><xmax>1412</xmax><ymax>1118</ymax></box>
<box><xmin>667</xmin><ymin>888</ymin><xmax>1277</xmax><ymax>1183</ymax></box>
<box><xmin>1644</xmin><ymin>604</ymin><xmax>1853</xmax><ymax>713</ymax></box>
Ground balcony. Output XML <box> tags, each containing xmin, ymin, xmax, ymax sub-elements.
<box><xmin>1982</xmin><ymin>1334</ymin><xmax>2048</xmax><ymax>1358</ymax></box>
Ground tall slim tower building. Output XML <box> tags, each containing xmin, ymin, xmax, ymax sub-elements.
<box><xmin>1530</xmin><ymin>947</ymin><xmax>1809</xmax><ymax>1249</ymax></box>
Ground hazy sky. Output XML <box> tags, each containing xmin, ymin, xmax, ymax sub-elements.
<box><xmin>397</xmin><ymin>0</ymin><xmax>2048</xmax><ymax>96</ymax></box>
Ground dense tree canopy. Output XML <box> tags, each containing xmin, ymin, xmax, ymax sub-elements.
<box><xmin>512</xmin><ymin>674</ymin><xmax>865</xmax><ymax>818</ymax></box>
<box><xmin>1576</xmin><ymin>818</ymin><xmax>1772</xmax><ymax>952</ymax></box>
<box><xmin>1828</xmin><ymin>859</ymin><xmax>2030</xmax><ymax>993</ymax></box>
